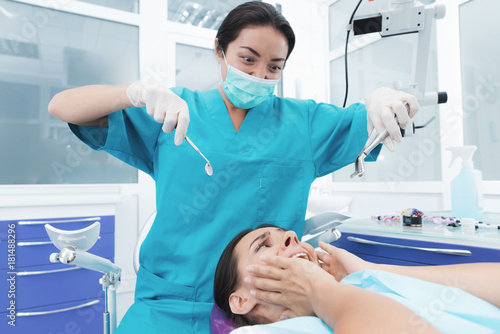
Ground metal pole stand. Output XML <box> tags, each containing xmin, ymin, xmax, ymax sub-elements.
<box><xmin>101</xmin><ymin>271</ymin><xmax>121</xmax><ymax>334</ymax></box>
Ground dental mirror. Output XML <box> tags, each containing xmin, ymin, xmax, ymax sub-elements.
<box><xmin>205</xmin><ymin>163</ymin><xmax>213</xmax><ymax>176</ymax></box>
<box><xmin>185</xmin><ymin>136</ymin><xmax>213</xmax><ymax>177</ymax></box>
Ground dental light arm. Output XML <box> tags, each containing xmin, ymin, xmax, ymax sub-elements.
<box><xmin>50</xmin><ymin>246</ymin><xmax>121</xmax><ymax>275</ymax></box>
<box><xmin>349</xmin><ymin>0</ymin><xmax>447</xmax><ymax>178</ymax></box>
<box><xmin>45</xmin><ymin>222</ymin><xmax>121</xmax><ymax>334</ymax></box>
<box><xmin>352</xmin><ymin>0</ymin><xmax>447</xmax><ymax>104</ymax></box>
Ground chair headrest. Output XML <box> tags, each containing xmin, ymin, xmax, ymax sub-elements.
<box><xmin>210</xmin><ymin>304</ymin><xmax>238</xmax><ymax>334</ymax></box>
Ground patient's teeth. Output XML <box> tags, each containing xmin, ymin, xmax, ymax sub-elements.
<box><xmin>291</xmin><ymin>252</ymin><xmax>308</xmax><ymax>260</ymax></box>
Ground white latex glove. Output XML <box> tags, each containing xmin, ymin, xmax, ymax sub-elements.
<box><xmin>365</xmin><ymin>87</ymin><xmax>419</xmax><ymax>152</ymax></box>
<box><xmin>126</xmin><ymin>82</ymin><xmax>190</xmax><ymax>146</ymax></box>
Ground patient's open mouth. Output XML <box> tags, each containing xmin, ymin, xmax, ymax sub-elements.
<box><xmin>290</xmin><ymin>252</ymin><xmax>310</xmax><ymax>261</ymax></box>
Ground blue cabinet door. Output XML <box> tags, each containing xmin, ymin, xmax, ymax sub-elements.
<box><xmin>0</xmin><ymin>260</ymin><xmax>114</xmax><ymax>311</ymax></box>
<box><xmin>0</xmin><ymin>297</ymin><xmax>104</xmax><ymax>334</ymax></box>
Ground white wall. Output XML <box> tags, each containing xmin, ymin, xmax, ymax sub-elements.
<box><xmin>278</xmin><ymin>0</ymin><xmax>330</xmax><ymax>102</ymax></box>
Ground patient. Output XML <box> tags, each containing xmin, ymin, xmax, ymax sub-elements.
<box><xmin>213</xmin><ymin>224</ymin><xmax>500</xmax><ymax>333</ymax></box>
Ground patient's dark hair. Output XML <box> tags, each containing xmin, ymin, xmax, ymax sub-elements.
<box><xmin>214</xmin><ymin>224</ymin><xmax>279</xmax><ymax>327</ymax></box>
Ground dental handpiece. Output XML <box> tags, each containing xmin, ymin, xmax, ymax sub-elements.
<box><xmin>350</xmin><ymin>128</ymin><xmax>389</xmax><ymax>178</ymax></box>
<box><xmin>350</xmin><ymin>104</ymin><xmax>410</xmax><ymax>179</ymax></box>
<box><xmin>184</xmin><ymin>136</ymin><xmax>213</xmax><ymax>176</ymax></box>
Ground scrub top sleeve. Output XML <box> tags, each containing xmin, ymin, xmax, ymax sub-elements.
<box><xmin>308</xmin><ymin>101</ymin><xmax>381</xmax><ymax>177</ymax></box>
<box><xmin>68</xmin><ymin>106</ymin><xmax>162</xmax><ymax>177</ymax></box>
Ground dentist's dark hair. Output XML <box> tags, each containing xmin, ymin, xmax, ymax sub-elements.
<box><xmin>213</xmin><ymin>224</ymin><xmax>279</xmax><ymax>327</ymax></box>
<box><xmin>215</xmin><ymin>1</ymin><xmax>295</xmax><ymax>60</ymax></box>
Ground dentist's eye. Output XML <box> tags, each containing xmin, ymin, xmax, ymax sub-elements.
<box><xmin>242</xmin><ymin>56</ymin><xmax>254</xmax><ymax>63</ymax></box>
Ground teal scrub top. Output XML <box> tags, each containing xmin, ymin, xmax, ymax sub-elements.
<box><xmin>69</xmin><ymin>88</ymin><xmax>379</xmax><ymax>334</ymax></box>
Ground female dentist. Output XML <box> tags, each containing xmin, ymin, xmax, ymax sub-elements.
<box><xmin>48</xmin><ymin>2</ymin><xmax>418</xmax><ymax>333</ymax></box>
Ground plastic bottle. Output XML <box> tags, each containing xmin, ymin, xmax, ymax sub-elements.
<box><xmin>447</xmin><ymin>146</ymin><xmax>483</xmax><ymax>220</ymax></box>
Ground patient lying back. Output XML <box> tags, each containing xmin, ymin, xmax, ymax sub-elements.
<box><xmin>213</xmin><ymin>224</ymin><xmax>500</xmax><ymax>333</ymax></box>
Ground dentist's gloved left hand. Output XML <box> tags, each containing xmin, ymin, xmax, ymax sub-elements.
<box><xmin>365</xmin><ymin>87</ymin><xmax>419</xmax><ymax>152</ymax></box>
<box><xmin>126</xmin><ymin>81</ymin><xmax>190</xmax><ymax>145</ymax></box>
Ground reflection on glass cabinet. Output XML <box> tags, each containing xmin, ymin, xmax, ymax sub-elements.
<box><xmin>78</xmin><ymin>0</ymin><xmax>139</xmax><ymax>13</ymax></box>
<box><xmin>0</xmin><ymin>1</ymin><xmax>139</xmax><ymax>184</ymax></box>
<box><xmin>168</xmin><ymin>0</ymin><xmax>259</xmax><ymax>29</ymax></box>
<box><xmin>459</xmin><ymin>0</ymin><xmax>500</xmax><ymax>181</ymax></box>
<box><xmin>176</xmin><ymin>44</ymin><xmax>219</xmax><ymax>91</ymax></box>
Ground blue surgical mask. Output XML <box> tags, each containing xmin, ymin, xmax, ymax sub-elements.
<box><xmin>221</xmin><ymin>51</ymin><xmax>280</xmax><ymax>109</ymax></box>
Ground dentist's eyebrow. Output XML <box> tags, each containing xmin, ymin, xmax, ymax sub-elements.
<box><xmin>249</xmin><ymin>231</ymin><xmax>270</xmax><ymax>251</ymax></box>
<box><xmin>240</xmin><ymin>46</ymin><xmax>285</xmax><ymax>62</ymax></box>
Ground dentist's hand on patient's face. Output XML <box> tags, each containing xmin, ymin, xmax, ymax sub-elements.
<box><xmin>126</xmin><ymin>81</ymin><xmax>190</xmax><ymax>145</ymax></box>
<box><xmin>316</xmin><ymin>242</ymin><xmax>373</xmax><ymax>282</ymax></box>
<box><xmin>245</xmin><ymin>255</ymin><xmax>335</xmax><ymax>320</ymax></box>
<box><xmin>365</xmin><ymin>87</ymin><xmax>419</xmax><ymax>152</ymax></box>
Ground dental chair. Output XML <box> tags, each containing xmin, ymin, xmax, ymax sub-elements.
<box><xmin>44</xmin><ymin>211</ymin><xmax>348</xmax><ymax>334</ymax></box>
<box><xmin>133</xmin><ymin>211</ymin><xmax>156</xmax><ymax>274</ymax></box>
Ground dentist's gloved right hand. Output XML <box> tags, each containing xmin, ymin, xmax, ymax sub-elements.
<box><xmin>365</xmin><ymin>87</ymin><xmax>419</xmax><ymax>152</ymax></box>
<box><xmin>126</xmin><ymin>82</ymin><xmax>190</xmax><ymax>145</ymax></box>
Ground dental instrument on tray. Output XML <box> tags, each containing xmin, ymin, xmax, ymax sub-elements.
<box><xmin>372</xmin><ymin>215</ymin><xmax>400</xmax><ymax>221</ymax></box>
<box><xmin>457</xmin><ymin>221</ymin><xmax>500</xmax><ymax>230</ymax></box>
<box><xmin>371</xmin><ymin>211</ymin><xmax>500</xmax><ymax>230</ymax></box>
<box><xmin>475</xmin><ymin>222</ymin><xmax>500</xmax><ymax>230</ymax></box>
<box><xmin>185</xmin><ymin>135</ymin><xmax>213</xmax><ymax>176</ymax></box>
<box><xmin>45</xmin><ymin>222</ymin><xmax>121</xmax><ymax>334</ymax></box>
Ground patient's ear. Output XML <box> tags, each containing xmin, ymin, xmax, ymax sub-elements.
<box><xmin>229</xmin><ymin>288</ymin><xmax>257</xmax><ymax>315</ymax></box>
